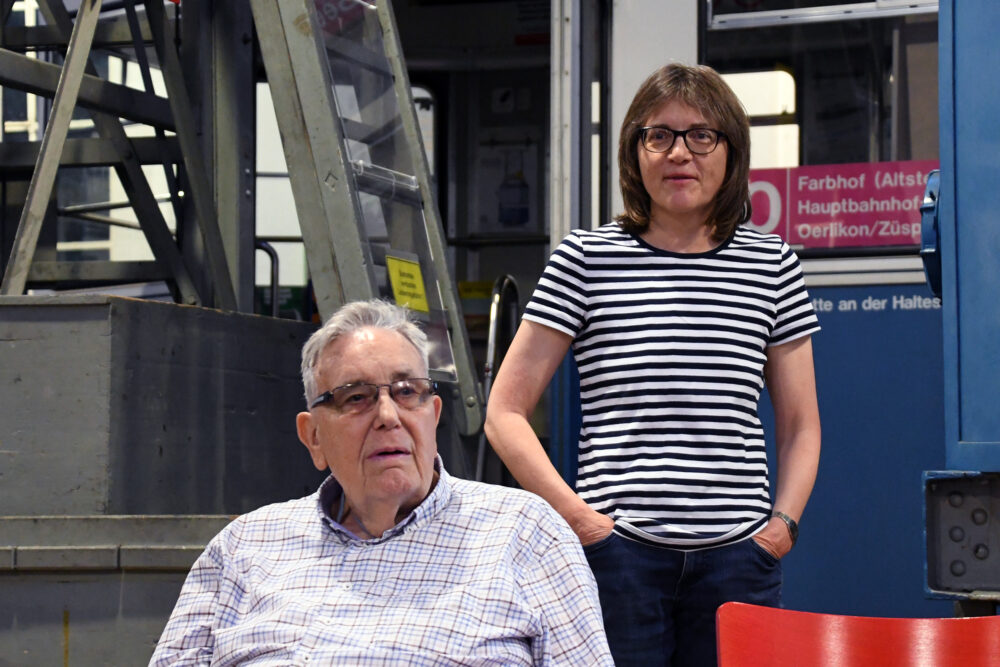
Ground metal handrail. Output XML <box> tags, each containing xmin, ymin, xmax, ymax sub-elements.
<box><xmin>254</xmin><ymin>240</ymin><xmax>280</xmax><ymax>318</ymax></box>
<box><xmin>475</xmin><ymin>274</ymin><xmax>520</xmax><ymax>482</ymax></box>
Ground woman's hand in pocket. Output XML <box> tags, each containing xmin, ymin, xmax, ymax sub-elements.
<box><xmin>752</xmin><ymin>517</ymin><xmax>794</xmax><ymax>559</ymax></box>
<box><xmin>573</xmin><ymin>510</ymin><xmax>615</xmax><ymax>546</ymax></box>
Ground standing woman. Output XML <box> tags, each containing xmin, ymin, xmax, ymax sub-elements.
<box><xmin>484</xmin><ymin>63</ymin><xmax>821</xmax><ymax>667</ymax></box>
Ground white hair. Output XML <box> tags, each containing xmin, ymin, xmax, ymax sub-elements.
<box><xmin>300</xmin><ymin>299</ymin><xmax>430</xmax><ymax>406</ymax></box>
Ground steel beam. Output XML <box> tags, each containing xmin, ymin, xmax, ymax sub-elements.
<box><xmin>198</xmin><ymin>0</ymin><xmax>256</xmax><ymax>312</ymax></box>
<box><xmin>145</xmin><ymin>0</ymin><xmax>236</xmax><ymax>310</ymax></box>
<box><xmin>2</xmin><ymin>14</ymin><xmax>152</xmax><ymax>51</ymax></box>
<box><xmin>0</xmin><ymin>136</ymin><xmax>181</xmax><ymax>169</ymax></box>
<box><xmin>37</xmin><ymin>0</ymin><xmax>202</xmax><ymax>306</ymax></box>
<box><xmin>0</xmin><ymin>1</ymin><xmax>13</xmax><ymax>31</ymax></box>
<box><xmin>27</xmin><ymin>260</ymin><xmax>168</xmax><ymax>284</ymax></box>
<box><xmin>65</xmin><ymin>212</ymin><xmax>142</xmax><ymax>230</ymax></box>
<box><xmin>123</xmin><ymin>0</ymin><xmax>182</xmax><ymax>237</ymax></box>
<box><xmin>1</xmin><ymin>0</ymin><xmax>102</xmax><ymax>296</ymax></box>
<box><xmin>0</xmin><ymin>47</ymin><xmax>174</xmax><ymax>130</ymax></box>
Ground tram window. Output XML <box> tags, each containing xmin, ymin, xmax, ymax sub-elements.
<box><xmin>706</xmin><ymin>11</ymin><xmax>939</xmax><ymax>257</ymax></box>
<box><xmin>723</xmin><ymin>70</ymin><xmax>799</xmax><ymax>169</ymax></box>
<box><xmin>710</xmin><ymin>0</ymin><xmax>935</xmax><ymax>14</ymax></box>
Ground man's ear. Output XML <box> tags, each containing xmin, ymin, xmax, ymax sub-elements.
<box><xmin>432</xmin><ymin>394</ymin><xmax>443</xmax><ymax>426</ymax></box>
<box><xmin>296</xmin><ymin>411</ymin><xmax>328</xmax><ymax>472</ymax></box>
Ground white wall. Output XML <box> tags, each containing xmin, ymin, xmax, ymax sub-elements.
<box><xmin>609</xmin><ymin>0</ymin><xmax>698</xmax><ymax>219</ymax></box>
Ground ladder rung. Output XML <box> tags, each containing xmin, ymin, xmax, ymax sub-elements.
<box><xmin>351</xmin><ymin>160</ymin><xmax>422</xmax><ymax>207</ymax></box>
<box><xmin>342</xmin><ymin>117</ymin><xmax>403</xmax><ymax>148</ymax></box>
<box><xmin>324</xmin><ymin>33</ymin><xmax>392</xmax><ymax>77</ymax></box>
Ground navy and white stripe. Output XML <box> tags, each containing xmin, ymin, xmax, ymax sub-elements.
<box><xmin>524</xmin><ymin>224</ymin><xmax>820</xmax><ymax>550</ymax></box>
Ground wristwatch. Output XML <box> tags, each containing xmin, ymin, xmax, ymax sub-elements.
<box><xmin>772</xmin><ymin>511</ymin><xmax>798</xmax><ymax>545</ymax></box>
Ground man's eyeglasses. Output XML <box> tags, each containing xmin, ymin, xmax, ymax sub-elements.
<box><xmin>639</xmin><ymin>126</ymin><xmax>726</xmax><ymax>155</ymax></box>
<box><xmin>310</xmin><ymin>378</ymin><xmax>437</xmax><ymax>413</ymax></box>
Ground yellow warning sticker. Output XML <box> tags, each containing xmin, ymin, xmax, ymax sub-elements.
<box><xmin>386</xmin><ymin>255</ymin><xmax>430</xmax><ymax>312</ymax></box>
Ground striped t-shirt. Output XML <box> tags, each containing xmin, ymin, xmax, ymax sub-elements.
<box><xmin>523</xmin><ymin>224</ymin><xmax>820</xmax><ymax>550</ymax></box>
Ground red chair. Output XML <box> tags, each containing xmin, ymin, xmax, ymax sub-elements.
<box><xmin>716</xmin><ymin>601</ymin><xmax>1000</xmax><ymax>666</ymax></box>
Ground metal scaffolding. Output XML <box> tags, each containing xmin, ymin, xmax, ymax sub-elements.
<box><xmin>0</xmin><ymin>0</ymin><xmax>481</xmax><ymax>435</ymax></box>
<box><xmin>0</xmin><ymin>2</ymin><xmax>483</xmax><ymax>661</ymax></box>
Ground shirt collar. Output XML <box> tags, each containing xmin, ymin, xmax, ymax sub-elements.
<box><xmin>316</xmin><ymin>455</ymin><xmax>452</xmax><ymax>543</ymax></box>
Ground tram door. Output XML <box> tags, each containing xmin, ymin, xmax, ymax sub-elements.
<box><xmin>703</xmin><ymin>2</ymin><xmax>945</xmax><ymax>619</ymax></box>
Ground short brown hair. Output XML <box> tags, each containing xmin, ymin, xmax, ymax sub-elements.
<box><xmin>615</xmin><ymin>63</ymin><xmax>751</xmax><ymax>242</ymax></box>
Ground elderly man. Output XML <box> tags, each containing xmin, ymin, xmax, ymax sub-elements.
<box><xmin>150</xmin><ymin>299</ymin><xmax>612</xmax><ymax>665</ymax></box>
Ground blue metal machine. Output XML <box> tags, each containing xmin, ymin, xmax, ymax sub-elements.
<box><xmin>920</xmin><ymin>0</ymin><xmax>1000</xmax><ymax>612</ymax></box>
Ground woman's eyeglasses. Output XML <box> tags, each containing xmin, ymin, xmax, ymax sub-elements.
<box><xmin>639</xmin><ymin>126</ymin><xmax>726</xmax><ymax>155</ymax></box>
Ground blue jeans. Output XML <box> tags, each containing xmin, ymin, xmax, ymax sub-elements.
<box><xmin>583</xmin><ymin>531</ymin><xmax>782</xmax><ymax>667</ymax></box>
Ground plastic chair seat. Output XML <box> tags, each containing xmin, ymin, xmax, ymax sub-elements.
<box><xmin>716</xmin><ymin>601</ymin><xmax>1000</xmax><ymax>666</ymax></box>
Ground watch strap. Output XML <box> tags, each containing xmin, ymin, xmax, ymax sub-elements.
<box><xmin>772</xmin><ymin>511</ymin><xmax>798</xmax><ymax>545</ymax></box>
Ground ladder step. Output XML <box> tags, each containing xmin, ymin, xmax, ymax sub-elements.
<box><xmin>342</xmin><ymin>117</ymin><xmax>403</xmax><ymax>148</ymax></box>
<box><xmin>351</xmin><ymin>160</ymin><xmax>422</xmax><ymax>207</ymax></box>
<box><xmin>325</xmin><ymin>33</ymin><xmax>393</xmax><ymax>77</ymax></box>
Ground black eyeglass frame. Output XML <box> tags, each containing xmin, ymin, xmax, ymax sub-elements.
<box><xmin>310</xmin><ymin>377</ymin><xmax>438</xmax><ymax>411</ymax></box>
<box><xmin>638</xmin><ymin>126</ymin><xmax>728</xmax><ymax>155</ymax></box>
